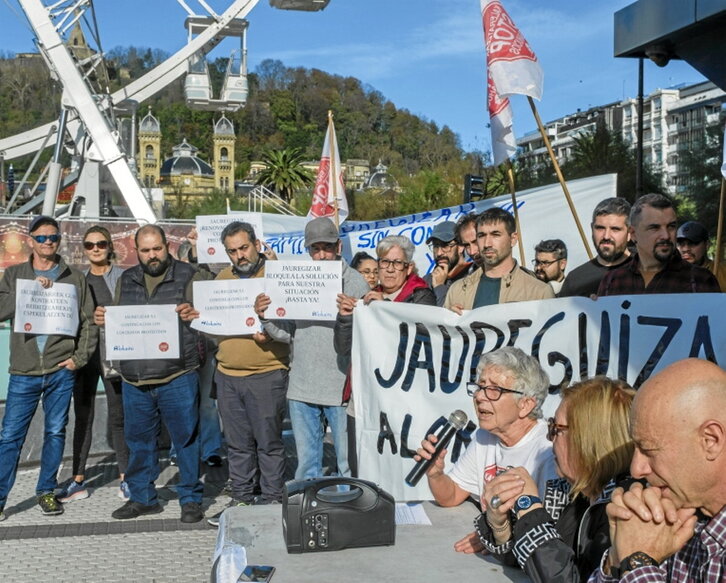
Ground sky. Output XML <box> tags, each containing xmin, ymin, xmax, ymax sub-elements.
<box><xmin>0</xmin><ymin>0</ymin><xmax>707</xmax><ymax>156</ymax></box>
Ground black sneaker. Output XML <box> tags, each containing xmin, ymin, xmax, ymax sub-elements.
<box><xmin>37</xmin><ymin>493</ymin><xmax>64</xmax><ymax>516</ymax></box>
<box><xmin>204</xmin><ymin>455</ymin><xmax>223</xmax><ymax>467</ymax></box>
<box><xmin>207</xmin><ymin>497</ymin><xmax>253</xmax><ymax>527</ymax></box>
<box><xmin>180</xmin><ymin>501</ymin><xmax>204</xmax><ymax>523</ymax></box>
<box><xmin>111</xmin><ymin>500</ymin><xmax>163</xmax><ymax>520</ymax></box>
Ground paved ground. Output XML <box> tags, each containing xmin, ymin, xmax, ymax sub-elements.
<box><xmin>0</xmin><ymin>432</ymin><xmax>333</xmax><ymax>583</ymax></box>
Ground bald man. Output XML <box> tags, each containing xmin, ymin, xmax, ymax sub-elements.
<box><xmin>588</xmin><ymin>358</ymin><xmax>726</xmax><ymax>582</ymax></box>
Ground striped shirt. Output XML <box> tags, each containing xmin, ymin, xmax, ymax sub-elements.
<box><xmin>588</xmin><ymin>506</ymin><xmax>726</xmax><ymax>582</ymax></box>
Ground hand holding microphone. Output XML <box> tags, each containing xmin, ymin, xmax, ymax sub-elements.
<box><xmin>406</xmin><ymin>410</ymin><xmax>468</xmax><ymax>487</ymax></box>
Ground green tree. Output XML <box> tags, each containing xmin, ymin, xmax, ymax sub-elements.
<box><xmin>672</xmin><ymin>123</ymin><xmax>724</xmax><ymax>236</ymax></box>
<box><xmin>254</xmin><ymin>148</ymin><xmax>314</xmax><ymax>203</ymax></box>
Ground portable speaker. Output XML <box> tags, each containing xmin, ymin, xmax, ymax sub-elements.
<box><xmin>282</xmin><ymin>477</ymin><xmax>396</xmax><ymax>553</ymax></box>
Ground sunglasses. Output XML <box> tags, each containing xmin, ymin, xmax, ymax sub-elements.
<box><xmin>547</xmin><ymin>417</ymin><xmax>569</xmax><ymax>441</ymax></box>
<box><xmin>83</xmin><ymin>240</ymin><xmax>109</xmax><ymax>250</ymax></box>
<box><xmin>31</xmin><ymin>234</ymin><xmax>60</xmax><ymax>244</ymax></box>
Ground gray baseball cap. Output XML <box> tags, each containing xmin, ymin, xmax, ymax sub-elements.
<box><xmin>305</xmin><ymin>217</ymin><xmax>339</xmax><ymax>247</ymax></box>
<box><xmin>426</xmin><ymin>221</ymin><xmax>457</xmax><ymax>245</ymax></box>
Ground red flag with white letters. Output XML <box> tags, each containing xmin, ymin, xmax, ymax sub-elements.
<box><xmin>481</xmin><ymin>0</ymin><xmax>543</xmax><ymax>100</ymax></box>
<box><xmin>307</xmin><ymin>112</ymin><xmax>348</xmax><ymax>224</ymax></box>
<box><xmin>487</xmin><ymin>71</ymin><xmax>517</xmax><ymax>166</ymax></box>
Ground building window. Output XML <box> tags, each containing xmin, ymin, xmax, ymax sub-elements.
<box><xmin>220</xmin><ymin>147</ymin><xmax>229</xmax><ymax>161</ymax></box>
<box><xmin>145</xmin><ymin>145</ymin><xmax>154</xmax><ymax>160</ymax></box>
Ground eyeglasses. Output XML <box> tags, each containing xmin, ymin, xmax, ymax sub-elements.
<box><xmin>358</xmin><ymin>269</ymin><xmax>378</xmax><ymax>276</ymax></box>
<box><xmin>31</xmin><ymin>234</ymin><xmax>60</xmax><ymax>244</ymax></box>
<box><xmin>427</xmin><ymin>241</ymin><xmax>457</xmax><ymax>252</ymax></box>
<box><xmin>83</xmin><ymin>240</ymin><xmax>109</xmax><ymax>250</ymax></box>
<box><xmin>378</xmin><ymin>258</ymin><xmax>409</xmax><ymax>271</ymax></box>
<box><xmin>547</xmin><ymin>417</ymin><xmax>569</xmax><ymax>441</ymax></box>
<box><xmin>532</xmin><ymin>258</ymin><xmax>559</xmax><ymax>267</ymax></box>
<box><xmin>466</xmin><ymin>382</ymin><xmax>525</xmax><ymax>401</ymax></box>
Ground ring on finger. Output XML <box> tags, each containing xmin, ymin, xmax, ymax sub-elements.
<box><xmin>490</xmin><ymin>495</ymin><xmax>502</xmax><ymax>509</ymax></box>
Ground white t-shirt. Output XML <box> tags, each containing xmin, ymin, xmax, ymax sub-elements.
<box><xmin>447</xmin><ymin>418</ymin><xmax>557</xmax><ymax>499</ymax></box>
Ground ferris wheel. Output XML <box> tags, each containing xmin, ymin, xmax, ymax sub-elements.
<box><xmin>0</xmin><ymin>0</ymin><xmax>330</xmax><ymax>222</ymax></box>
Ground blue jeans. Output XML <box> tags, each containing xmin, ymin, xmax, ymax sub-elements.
<box><xmin>288</xmin><ymin>399</ymin><xmax>349</xmax><ymax>480</ymax></box>
<box><xmin>0</xmin><ymin>368</ymin><xmax>75</xmax><ymax>506</ymax></box>
<box><xmin>122</xmin><ymin>371</ymin><xmax>203</xmax><ymax>506</ymax></box>
<box><xmin>169</xmin><ymin>356</ymin><xmax>222</xmax><ymax>461</ymax></box>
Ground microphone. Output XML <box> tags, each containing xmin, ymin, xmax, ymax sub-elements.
<box><xmin>405</xmin><ymin>410</ymin><xmax>468</xmax><ymax>487</ymax></box>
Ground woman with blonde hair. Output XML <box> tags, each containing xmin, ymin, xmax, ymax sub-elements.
<box><xmin>473</xmin><ymin>377</ymin><xmax>636</xmax><ymax>583</ymax></box>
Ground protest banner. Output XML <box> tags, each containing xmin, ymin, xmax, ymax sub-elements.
<box><xmin>14</xmin><ymin>279</ymin><xmax>79</xmax><ymax>336</ymax></box>
<box><xmin>191</xmin><ymin>278</ymin><xmax>264</xmax><ymax>335</ymax></box>
<box><xmin>264</xmin><ymin>260</ymin><xmax>341</xmax><ymax>321</ymax></box>
<box><xmin>350</xmin><ymin>294</ymin><xmax>726</xmax><ymax>501</ymax></box>
<box><xmin>196</xmin><ymin>213</ymin><xmax>264</xmax><ymax>264</ymax></box>
<box><xmin>105</xmin><ymin>304</ymin><xmax>180</xmax><ymax>360</ymax></box>
<box><xmin>265</xmin><ymin>174</ymin><xmax>614</xmax><ymax>273</ymax></box>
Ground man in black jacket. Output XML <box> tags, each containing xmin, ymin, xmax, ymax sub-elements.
<box><xmin>95</xmin><ymin>225</ymin><xmax>205</xmax><ymax>523</ymax></box>
<box><xmin>0</xmin><ymin>216</ymin><xmax>96</xmax><ymax>521</ymax></box>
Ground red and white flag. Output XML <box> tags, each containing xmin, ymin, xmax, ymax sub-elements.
<box><xmin>488</xmin><ymin>71</ymin><xmax>517</xmax><ymax>166</ymax></box>
<box><xmin>308</xmin><ymin>111</ymin><xmax>348</xmax><ymax>224</ymax></box>
<box><xmin>481</xmin><ymin>0</ymin><xmax>543</xmax><ymax>100</ymax></box>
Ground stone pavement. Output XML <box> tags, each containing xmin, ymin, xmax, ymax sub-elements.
<box><xmin>0</xmin><ymin>432</ymin><xmax>325</xmax><ymax>583</ymax></box>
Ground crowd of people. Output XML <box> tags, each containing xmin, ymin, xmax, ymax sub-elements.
<box><xmin>0</xmin><ymin>191</ymin><xmax>723</xmax><ymax>582</ymax></box>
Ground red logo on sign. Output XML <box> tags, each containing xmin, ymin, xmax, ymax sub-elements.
<box><xmin>159</xmin><ymin>342</ymin><xmax>169</xmax><ymax>352</ymax></box>
<box><xmin>207</xmin><ymin>247</ymin><xmax>216</xmax><ymax>256</ymax></box>
<box><xmin>246</xmin><ymin>317</ymin><xmax>255</xmax><ymax>327</ymax></box>
<box><xmin>24</xmin><ymin>322</ymin><xmax>32</xmax><ymax>332</ymax></box>
<box><xmin>276</xmin><ymin>307</ymin><xmax>286</xmax><ymax>317</ymax></box>
<box><xmin>483</xmin><ymin>1</ymin><xmax>536</xmax><ymax>63</ymax></box>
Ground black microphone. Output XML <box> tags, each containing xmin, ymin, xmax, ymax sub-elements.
<box><xmin>405</xmin><ymin>410</ymin><xmax>468</xmax><ymax>487</ymax></box>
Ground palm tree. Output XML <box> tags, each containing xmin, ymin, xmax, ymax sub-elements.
<box><xmin>254</xmin><ymin>148</ymin><xmax>314</xmax><ymax>202</ymax></box>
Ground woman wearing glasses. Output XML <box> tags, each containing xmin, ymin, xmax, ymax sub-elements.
<box><xmin>350</xmin><ymin>252</ymin><xmax>378</xmax><ymax>290</ymax></box>
<box><xmin>475</xmin><ymin>377</ymin><xmax>635</xmax><ymax>583</ymax></box>
<box><xmin>57</xmin><ymin>226</ymin><xmax>130</xmax><ymax>503</ymax></box>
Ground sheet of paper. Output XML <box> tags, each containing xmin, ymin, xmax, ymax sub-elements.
<box><xmin>14</xmin><ymin>279</ymin><xmax>79</xmax><ymax>336</ymax></box>
<box><xmin>264</xmin><ymin>260</ymin><xmax>341</xmax><ymax>321</ymax></box>
<box><xmin>395</xmin><ymin>503</ymin><xmax>432</xmax><ymax>525</ymax></box>
<box><xmin>191</xmin><ymin>278</ymin><xmax>264</xmax><ymax>336</ymax></box>
<box><xmin>105</xmin><ymin>304</ymin><xmax>180</xmax><ymax>360</ymax></box>
<box><xmin>196</xmin><ymin>213</ymin><xmax>265</xmax><ymax>264</ymax></box>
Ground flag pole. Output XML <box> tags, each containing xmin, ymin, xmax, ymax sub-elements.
<box><xmin>327</xmin><ymin>110</ymin><xmax>340</xmax><ymax>229</ymax></box>
<box><xmin>527</xmin><ymin>96</ymin><xmax>593</xmax><ymax>260</ymax></box>
<box><xmin>505</xmin><ymin>161</ymin><xmax>526</xmax><ymax>265</ymax></box>
<box><xmin>714</xmin><ymin>177</ymin><xmax>725</xmax><ymax>280</ymax></box>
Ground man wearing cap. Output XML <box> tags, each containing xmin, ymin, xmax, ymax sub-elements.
<box><xmin>677</xmin><ymin>220</ymin><xmax>726</xmax><ymax>292</ymax></box>
<box><xmin>0</xmin><ymin>216</ymin><xmax>96</xmax><ymax>520</ymax></box>
<box><xmin>599</xmin><ymin>194</ymin><xmax>721</xmax><ymax>296</ymax></box>
<box><xmin>255</xmin><ymin>217</ymin><xmax>369</xmax><ymax>480</ymax></box>
<box><xmin>423</xmin><ymin>221</ymin><xmax>474</xmax><ymax>306</ymax></box>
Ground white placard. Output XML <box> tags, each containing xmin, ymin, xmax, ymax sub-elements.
<box><xmin>264</xmin><ymin>260</ymin><xmax>342</xmax><ymax>321</ymax></box>
<box><xmin>196</xmin><ymin>213</ymin><xmax>265</xmax><ymax>264</ymax></box>
<box><xmin>14</xmin><ymin>279</ymin><xmax>79</xmax><ymax>336</ymax></box>
<box><xmin>105</xmin><ymin>304</ymin><xmax>180</xmax><ymax>360</ymax></box>
<box><xmin>190</xmin><ymin>278</ymin><xmax>264</xmax><ymax>336</ymax></box>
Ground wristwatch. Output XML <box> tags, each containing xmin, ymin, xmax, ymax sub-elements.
<box><xmin>611</xmin><ymin>551</ymin><xmax>659</xmax><ymax>578</ymax></box>
<box><xmin>513</xmin><ymin>495</ymin><xmax>542</xmax><ymax>517</ymax></box>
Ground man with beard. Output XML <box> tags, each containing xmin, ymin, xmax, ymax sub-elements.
<box><xmin>94</xmin><ymin>225</ymin><xmax>206</xmax><ymax>522</ymax></box>
<box><xmin>455</xmin><ymin>213</ymin><xmax>484</xmax><ymax>268</ymax></box>
<box><xmin>423</xmin><ymin>221</ymin><xmax>473</xmax><ymax>306</ymax></box>
<box><xmin>533</xmin><ymin>239</ymin><xmax>568</xmax><ymax>295</ymax></box>
<box><xmin>676</xmin><ymin>221</ymin><xmax>726</xmax><ymax>292</ymax></box>
<box><xmin>188</xmin><ymin>222</ymin><xmax>290</xmax><ymax>526</ymax></box>
<box><xmin>559</xmin><ymin>197</ymin><xmax>632</xmax><ymax>298</ymax></box>
<box><xmin>444</xmin><ymin>208</ymin><xmax>554</xmax><ymax>312</ymax></box>
<box><xmin>599</xmin><ymin>194</ymin><xmax>720</xmax><ymax>295</ymax></box>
